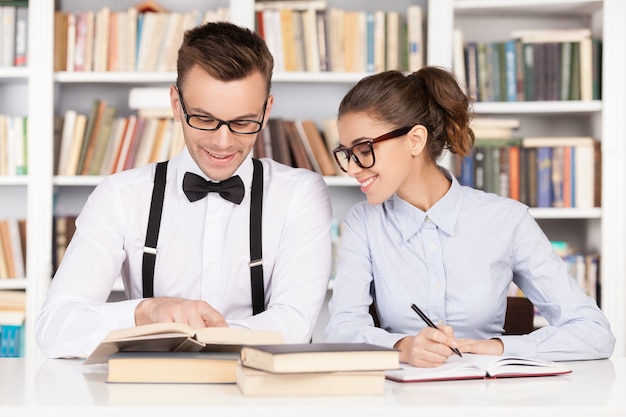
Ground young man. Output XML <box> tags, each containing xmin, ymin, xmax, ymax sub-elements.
<box><xmin>36</xmin><ymin>22</ymin><xmax>332</xmax><ymax>358</ymax></box>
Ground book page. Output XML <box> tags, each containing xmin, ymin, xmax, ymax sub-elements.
<box><xmin>194</xmin><ymin>327</ymin><xmax>284</xmax><ymax>345</ymax></box>
<box><xmin>104</xmin><ymin>322</ymin><xmax>195</xmax><ymax>341</ymax></box>
<box><xmin>385</xmin><ymin>354</ymin><xmax>571</xmax><ymax>382</ymax></box>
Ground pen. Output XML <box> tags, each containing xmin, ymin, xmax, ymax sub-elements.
<box><xmin>411</xmin><ymin>303</ymin><xmax>463</xmax><ymax>358</ymax></box>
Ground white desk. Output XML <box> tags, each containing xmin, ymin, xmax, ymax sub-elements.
<box><xmin>1</xmin><ymin>356</ymin><xmax>625</xmax><ymax>417</ymax></box>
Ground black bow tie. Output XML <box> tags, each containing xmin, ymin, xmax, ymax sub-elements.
<box><xmin>182</xmin><ymin>172</ymin><xmax>245</xmax><ymax>204</ymax></box>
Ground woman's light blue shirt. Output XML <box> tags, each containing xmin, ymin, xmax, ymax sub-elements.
<box><xmin>325</xmin><ymin>169</ymin><xmax>615</xmax><ymax>361</ymax></box>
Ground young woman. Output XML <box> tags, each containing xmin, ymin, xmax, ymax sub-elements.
<box><xmin>324</xmin><ymin>66</ymin><xmax>614</xmax><ymax>368</ymax></box>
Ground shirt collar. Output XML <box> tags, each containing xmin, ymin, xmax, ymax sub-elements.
<box><xmin>392</xmin><ymin>167</ymin><xmax>463</xmax><ymax>241</ymax></box>
<box><xmin>173</xmin><ymin>147</ymin><xmax>254</xmax><ymax>201</ymax></box>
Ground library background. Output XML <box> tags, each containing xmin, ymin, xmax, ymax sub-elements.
<box><xmin>0</xmin><ymin>0</ymin><xmax>625</xmax><ymax>359</ymax></box>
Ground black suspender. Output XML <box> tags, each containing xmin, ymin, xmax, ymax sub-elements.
<box><xmin>249</xmin><ymin>158</ymin><xmax>264</xmax><ymax>315</ymax></box>
<box><xmin>142</xmin><ymin>159</ymin><xmax>265</xmax><ymax>315</ymax></box>
<box><xmin>142</xmin><ymin>161</ymin><xmax>167</xmax><ymax>298</ymax></box>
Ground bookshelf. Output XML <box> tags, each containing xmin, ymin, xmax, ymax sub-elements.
<box><xmin>3</xmin><ymin>0</ymin><xmax>625</xmax><ymax>358</ymax></box>
<box><xmin>428</xmin><ymin>0</ymin><xmax>626</xmax><ymax>357</ymax></box>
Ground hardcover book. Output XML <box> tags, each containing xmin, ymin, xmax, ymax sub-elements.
<box><xmin>84</xmin><ymin>322</ymin><xmax>284</xmax><ymax>365</ymax></box>
<box><xmin>240</xmin><ymin>342</ymin><xmax>400</xmax><ymax>373</ymax></box>
<box><xmin>237</xmin><ymin>365</ymin><xmax>386</xmax><ymax>396</ymax></box>
<box><xmin>385</xmin><ymin>353</ymin><xmax>571</xmax><ymax>382</ymax></box>
<box><xmin>106</xmin><ymin>351</ymin><xmax>240</xmax><ymax>383</ymax></box>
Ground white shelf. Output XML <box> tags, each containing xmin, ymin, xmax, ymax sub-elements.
<box><xmin>0</xmin><ymin>278</ymin><xmax>28</xmax><ymax>290</ymax></box>
<box><xmin>472</xmin><ymin>100</ymin><xmax>602</xmax><ymax>115</ymax></box>
<box><xmin>454</xmin><ymin>0</ymin><xmax>602</xmax><ymax>16</ymax></box>
<box><xmin>53</xmin><ymin>176</ymin><xmax>103</xmax><ymax>186</ymax></box>
<box><xmin>54</xmin><ymin>71</ymin><xmax>176</xmax><ymax>84</ymax></box>
<box><xmin>0</xmin><ymin>67</ymin><xmax>29</xmax><ymax>81</ymax></box>
<box><xmin>273</xmin><ymin>71</ymin><xmax>369</xmax><ymax>83</ymax></box>
<box><xmin>54</xmin><ymin>70</ymin><xmax>372</xmax><ymax>85</ymax></box>
<box><xmin>528</xmin><ymin>207</ymin><xmax>601</xmax><ymax>219</ymax></box>
<box><xmin>0</xmin><ymin>176</ymin><xmax>29</xmax><ymax>186</ymax></box>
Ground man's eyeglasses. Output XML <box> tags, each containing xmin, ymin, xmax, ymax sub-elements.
<box><xmin>332</xmin><ymin>125</ymin><xmax>414</xmax><ymax>173</ymax></box>
<box><xmin>176</xmin><ymin>86</ymin><xmax>267</xmax><ymax>135</ymax></box>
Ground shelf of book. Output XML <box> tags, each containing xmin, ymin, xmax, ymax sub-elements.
<box><xmin>429</xmin><ymin>0</ymin><xmax>626</xmax><ymax>357</ymax></box>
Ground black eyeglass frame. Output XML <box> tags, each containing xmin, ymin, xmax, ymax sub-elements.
<box><xmin>332</xmin><ymin>125</ymin><xmax>415</xmax><ymax>173</ymax></box>
<box><xmin>176</xmin><ymin>86</ymin><xmax>268</xmax><ymax>135</ymax></box>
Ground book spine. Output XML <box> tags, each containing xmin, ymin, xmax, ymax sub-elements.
<box><xmin>536</xmin><ymin>146</ymin><xmax>553</xmax><ymax>208</ymax></box>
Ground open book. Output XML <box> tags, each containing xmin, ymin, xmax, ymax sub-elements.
<box><xmin>84</xmin><ymin>322</ymin><xmax>284</xmax><ymax>365</ymax></box>
<box><xmin>385</xmin><ymin>353</ymin><xmax>572</xmax><ymax>382</ymax></box>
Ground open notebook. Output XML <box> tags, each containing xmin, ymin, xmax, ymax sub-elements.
<box><xmin>385</xmin><ymin>353</ymin><xmax>572</xmax><ymax>382</ymax></box>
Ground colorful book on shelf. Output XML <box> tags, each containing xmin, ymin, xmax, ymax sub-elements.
<box><xmin>88</xmin><ymin>105</ymin><xmax>118</xmax><ymax>175</ymax></box>
<box><xmin>106</xmin><ymin>351</ymin><xmax>241</xmax><ymax>384</ymax></box>
<box><xmin>54</xmin><ymin>11</ymin><xmax>68</xmax><ymax>71</ymax></box>
<box><xmin>298</xmin><ymin>119</ymin><xmax>337</xmax><ymax>176</ymax></box>
<box><xmin>236</xmin><ymin>365</ymin><xmax>386</xmax><ymax>397</ymax></box>
<box><xmin>0</xmin><ymin>323</ymin><xmax>24</xmax><ymax>357</ymax></box>
<box><xmin>1</xmin><ymin>5</ymin><xmax>16</xmax><ymax>67</ymax></box>
<box><xmin>522</xmin><ymin>136</ymin><xmax>597</xmax><ymax>208</ymax></box>
<box><xmin>302</xmin><ymin>7</ymin><xmax>320</xmax><ymax>72</ymax></box>
<box><xmin>239</xmin><ymin>342</ymin><xmax>400</xmax><ymax>373</ymax></box>
<box><xmin>13</xmin><ymin>5</ymin><xmax>27</xmax><ymax>67</ymax></box>
<box><xmin>57</xmin><ymin>110</ymin><xmax>77</xmax><ymax>175</ymax></box>
<box><xmin>406</xmin><ymin>5</ymin><xmax>423</xmax><ymax>71</ymax></box>
<box><xmin>267</xmin><ymin>118</ymin><xmax>292</xmax><ymax>167</ymax></box>
<box><xmin>0</xmin><ymin>220</ymin><xmax>15</xmax><ymax>278</ymax></box>
<box><xmin>385</xmin><ymin>353</ymin><xmax>571</xmax><ymax>383</ymax></box>
<box><xmin>64</xmin><ymin>114</ymin><xmax>87</xmax><ymax>176</ymax></box>
<box><xmin>84</xmin><ymin>322</ymin><xmax>285</xmax><ymax>365</ymax></box>
<box><xmin>0</xmin><ymin>234</ymin><xmax>8</xmax><ymax>279</ymax></box>
<box><xmin>98</xmin><ymin>117</ymin><xmax>127</xmax><ymax>175</ymax></box>
<box><xmin>283</xmin><ymin>119</ymin><xmax>314</xmax><ymax>171</ymax></box>
<box><xmin>122</xmin><ymin>117</ymin><xmax>147</xmax><ymax>171</ymax></box>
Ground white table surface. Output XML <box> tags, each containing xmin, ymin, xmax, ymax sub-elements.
<box><xmin>1</xmin><ymin>356</ymin><xmax>625</xmax><ymax>416</ymax></box>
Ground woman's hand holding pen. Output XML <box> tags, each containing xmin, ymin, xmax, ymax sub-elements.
<box><xmin>394</xmin><ymin>325</ymin><xmax>461</xmax><ymax>368</ymax></box>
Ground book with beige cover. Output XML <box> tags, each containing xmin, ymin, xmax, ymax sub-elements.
<box><xmin>84</xmin><ymin>322</ymin><xmax>284</xmax><ymax>365</ymax></box>
<box><xmin>106</xmin><ymin>351</ymin><xmax>241</xmax><ymax>383</ymax></box>
<box><xmin>237</xmin><ymin>365</ymin><xmax>386</xmax><ymax>396</ymax></box>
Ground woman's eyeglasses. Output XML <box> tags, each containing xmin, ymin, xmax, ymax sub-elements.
<box><xmin>332</xmin><ymin>126</ymin><xmax>414</xmax><ymax>173</ymax></box>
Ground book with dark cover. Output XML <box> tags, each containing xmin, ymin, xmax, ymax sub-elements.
<box><xmin>267</xmin><ymin>118</ymin><xmax>293</xmax><ymax>167</ymax></box>
<box><xmin>240</xmin><ymin>342</ymin><xmax>399</xmax><ymax>373</ymax></box>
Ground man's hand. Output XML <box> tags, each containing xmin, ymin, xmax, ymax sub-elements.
<box><xmin>135</xmin><ymin>297</ymin><xmax>228</xmax><ymax>329</ymax></box>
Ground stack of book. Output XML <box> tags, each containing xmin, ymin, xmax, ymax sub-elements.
<box><xmin>85</xmin><ymin>322</ymin><xmax>285</xmax><ymax>384</ymax></box>
<box><xmin>236</xmin><ymin>342</ymin><xmax>400</xmax><ymax>396</ymax></box>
